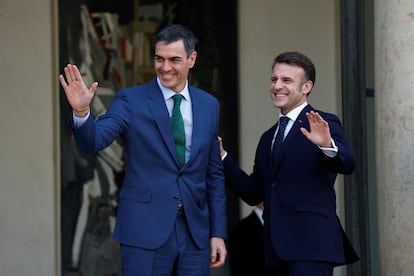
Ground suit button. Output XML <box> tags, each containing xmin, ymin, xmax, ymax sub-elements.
<box><xmin>178</xmin><ymin>172</ymin><xmax>183</xmax><ymax>177</ymax></box>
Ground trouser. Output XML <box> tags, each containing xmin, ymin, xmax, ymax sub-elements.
<box><xmin>120</xmin><ymin>214</ymin><xmax>210</xmax><ymax>276</ymax></box>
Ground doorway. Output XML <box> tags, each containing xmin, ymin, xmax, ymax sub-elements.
<box><xmin>58</xmin><ymin>0</ymin><xmax>239</xmax><ymax>275</ymax></box>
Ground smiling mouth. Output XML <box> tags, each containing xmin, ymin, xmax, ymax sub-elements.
<box><xmin>160</xmin><ymin>74</ymin><xmax>175</xmax><ymax>81</ymax></box>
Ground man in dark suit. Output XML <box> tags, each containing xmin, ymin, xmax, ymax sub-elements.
<box><xmin>59</xmin><ymin>24</ymin><xmax>227</xmax><ymax>276</ymax></box>
<box><xmin>228</xmin><ymin>202</ymin><xmax>269</xmax><ymax>276</ymax></box>
<box><xmin>219</xmin><ymin>51</ymin><xmax>359</xmax><ymax>276</ymax></box>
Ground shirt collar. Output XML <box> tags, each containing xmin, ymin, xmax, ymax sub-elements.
<box><xmin>279</xmin><ymin>102</ymin><xmax>308</xmax><ymax>122</ymax></box>
<box><xmin>157</xmin><ymin>77</ymin><xmax>190</xmax><ymax>101</ymax></box>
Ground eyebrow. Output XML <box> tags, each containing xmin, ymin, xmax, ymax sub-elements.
<box><xmin>271</xmin><ymin>76</ymin><xmax>293</xmax><ymax>81</ymax></box>
<box><xmin>154</xmin><ymin>54</ymin><xmax>184</xmax><ymax>60</ymax></box>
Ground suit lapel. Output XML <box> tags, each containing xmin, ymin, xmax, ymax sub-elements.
<box><xmin>265</xmin><ymin>124</ymin><xmax>277</xmax><ymax>167</ymax></box>
<box><xmin>146</xmin><ymin>79</ymin><xmax>179</xmax><ymax>166</ymax></box>
<box><xmin>273</xmin><ymin>105</ymin><xmax>313</xmax><ymax>172</ymax></box>
<box><xmin>188</xmin><ymin>87</ymin><xmax>207</xmax><ymax>163</ymax></box>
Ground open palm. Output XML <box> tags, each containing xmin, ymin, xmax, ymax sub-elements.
<box><xmin>300</xmin><ymin>111</ymin><xmax>332</xmax><ymax>148</ymax></box>
<box><xmin>59</xmin><ymin>64</ymin><xmax>98</xmax><ymax>115</ymax></box>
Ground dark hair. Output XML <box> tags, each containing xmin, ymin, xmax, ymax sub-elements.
<box><xmin>155</xmin><ymin>24</ymin><xmax>196</xmax><ymax>58</ymax></box>
<box><xmin>272</xmin><ymin>51</ymin><xmax>316</xmax><ymax>86</ymax></box>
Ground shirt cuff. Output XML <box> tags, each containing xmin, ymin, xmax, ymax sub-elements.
<box><xmin>221</xmin><ymin>151</ymin><xmax>227</xmax><ymax>161</ymax></box>
<box><xmin>73</xmin><ymin>111</ymin><xmax>90</xmax><ymax>128</ymax></box>
<box><xmin>318</xmin><ymin>138</ymin><xmax>338</xmax><ymax>158</ymax></box>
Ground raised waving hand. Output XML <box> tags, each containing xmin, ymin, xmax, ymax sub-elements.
<box><xmin>59</xmin><ymin>64</ymin><xmax>98</xmax><ymax>117</ymax></box>
<box><xmin>300</xmin><ymin>111</ymin><xmax>333</xmax><ymax>148</ymax></box>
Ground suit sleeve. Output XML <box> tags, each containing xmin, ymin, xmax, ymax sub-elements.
<box><xmin>206</xmin><ymin>103</ymin><xmax>227</xmax><ymax>239</ymax></box>
<box><xmin>71</xmin><ymin>91</ymin><xmax>130</xmax><ymax>154</ymax></box>
<box><xmin>323</xmin><ymin>113</ymin><xmax>355</xmax><ymax>175</ymax></box>
<box><xmin>223</xmin><ymin>153</ymin><xmax>264</xmax><ymax>206</ymax></box>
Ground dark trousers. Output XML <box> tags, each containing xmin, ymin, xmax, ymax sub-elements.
<box><xmin>267</xmin><ymin>261</ymin><xmax>334</xmax><ymax>276</ymax></box>
<box><xmin>264</xmin><ymin>226</ymin><xmax>334</xmax><ymax>276</ymax></box>
<box><xmin>120</xmin><ymin>215</ymin><xmax>210</xmax><ymax>276</ymax></box>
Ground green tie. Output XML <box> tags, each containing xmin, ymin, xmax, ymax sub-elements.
<box><xmin>172</xmin><ymin>94</ymin><xmax>186</xmax><ymax>167</ymax></box>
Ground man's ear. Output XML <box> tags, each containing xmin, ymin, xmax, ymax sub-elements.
<box><xmin>302</xmin><ymin>80</ymin><xmax>313</xmax><ymax>95</ymax></box>
<box><xmin>189</xmin><ymin>51</ymin><xmax>197</xmax><ymax>68</ymax></box>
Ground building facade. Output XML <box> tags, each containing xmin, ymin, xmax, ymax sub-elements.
<box><xmin>1</xmin><ymin>0</ymin><xmax>413</xmax><ymax>275</ymax></box>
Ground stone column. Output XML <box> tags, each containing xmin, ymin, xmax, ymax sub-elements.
<box><xmin>375</xmin><ymin>1</ymin><xmax>414</xmax><ymax>275</ymax></box>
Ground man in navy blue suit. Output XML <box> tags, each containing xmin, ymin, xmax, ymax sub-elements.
<box><xmin>59</xmin><ymin>24</ymin><xmax>227</xmax><ymax>276</ymax></box>
<box><xmin>219</xmin><ymin>51</ymin><xmax>359</xmax><ymax>275</ymax></box>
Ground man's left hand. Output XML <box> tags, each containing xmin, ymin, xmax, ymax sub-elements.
<box><xmin>300</xmin><ymin>111</ymin><xmax>332</xmax><ymax>148</ymax></box>
<box><xmin>210</xmin><ymin>237</ymin><xmax>227</xmax><ymax>269</ymax></box>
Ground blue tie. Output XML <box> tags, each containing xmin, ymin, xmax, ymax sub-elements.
<box><xmin>172</xmin><ymin>94</ymin><xmax>186</xmax><ymax>167</ymax></box>
<box><xmin>272</xmin><ymin>116</ymin><xmax>289</xmax><ymax>170</ymax></box>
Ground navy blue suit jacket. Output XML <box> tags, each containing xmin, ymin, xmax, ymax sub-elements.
<box><xmin>223</xmin><ymin>104</ymin><xmax>359</xmax><ymax>266</ymax></box>
<box><xmin>71</xmin><ymin>78</ymin><xmax>227</xmax><ymax>250</ymax></box>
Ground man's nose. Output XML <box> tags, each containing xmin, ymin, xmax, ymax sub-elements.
<box><xmin>271</xmin><ymin>80</ymin><xmax>282</xmax><ymax>90</ymax></box>
<box><xmin>161</xmin><ymin>60</ymin><xmax>172</xmax><ymax>70</ymax></box>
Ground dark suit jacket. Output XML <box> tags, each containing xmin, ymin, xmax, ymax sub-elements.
<box><xmin>228</xmin><ymin>209</ymin><xmax>268</xmax><ymax>276</ymax></box>
<box><xmin>71</xmin><ymin>78</ymin><xmax>227</xmax><ymax>249</ymax></box>
<box><xmin>223</xmin><ymin>104</ymin><xmax>359</xmax><ymax>266</ymax></box>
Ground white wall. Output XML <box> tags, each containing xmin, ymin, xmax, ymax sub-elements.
<box><xmin>0</xmin><ymin>0</ymin><xmax>59</xmax><ymax>275</ymax></box>
<box><xmin>238</xmin><ymin>1</ymin><xmax>345</xmax><ymax>275</ymax></box>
